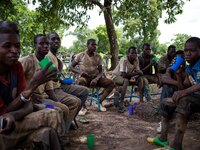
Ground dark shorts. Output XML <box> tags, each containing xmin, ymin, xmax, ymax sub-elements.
<box><xmin>160</xmin><ymin>94</ymin><xmax>200</xmax><ymax>119</ymax></box>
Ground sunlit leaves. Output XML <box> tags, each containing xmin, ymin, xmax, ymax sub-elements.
<box><xmin>171</xmin><ymin>33</ymin><xmax>192</xmax><ymax>50</ymax></box>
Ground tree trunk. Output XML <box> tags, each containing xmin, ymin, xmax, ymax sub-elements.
<box><xmin>103</xmin><ymin>0</ymin><xmax>119</xmax><ymax>70</ymax></box>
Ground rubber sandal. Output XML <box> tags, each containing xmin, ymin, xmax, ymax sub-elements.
<box><xmin>147</xmin><ymin>137</ymin><xmax>169</xmax><ymax>147</ymax></box>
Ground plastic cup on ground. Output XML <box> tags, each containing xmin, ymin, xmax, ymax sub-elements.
<box><xmin>87</xmin><ymin>133</ymin><xmax>95</xmax><ymax>149</ymax></box>
<box><xmin>45</xmin><ymin>104</ymin><xmax>54</xmax><ymax>109</ymax></box>
<box><xmin>128</xmin><ymin>105</ymin><xmax>134</xmax><ymax>115</ymax></box>
<box><xmin>170</xmin><ymin>56</ymin><xmax>184</xmax><ymax>71</ymax></box>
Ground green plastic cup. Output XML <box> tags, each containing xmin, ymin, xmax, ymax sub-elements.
<box><xmin>87</xmin><ymin>133</ymin><xmax>95</xmax><ymax>149</ymax></box>
<box><xmin>38</xmin><ymin>57</ymin><xmax>55</xmax><ymax>70</ymax></box>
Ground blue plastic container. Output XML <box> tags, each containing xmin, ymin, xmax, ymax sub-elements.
<box><xmin>60</xmin><ymin>78</ymin><xmax>73</xmax><ymax>85</ymax></box>
<box><xmin>45</xmin><ymin>104</ymin><xmax>54</xmax><ymax>109</ymax></box>
<box><xmin>128</xmin><ymin>105</ymin><xmax>134</xmax><ymax>115</ymax></box>
<box><xmin>170</xmin><ymin>56</ymin><xmax>184</xmax><ymax>71</ymax></box>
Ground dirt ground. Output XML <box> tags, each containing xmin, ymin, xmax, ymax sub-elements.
<box><xmin>68</xmin><ymin>87</ymin><xmax>200</xmax><ymax>150</ymax></box>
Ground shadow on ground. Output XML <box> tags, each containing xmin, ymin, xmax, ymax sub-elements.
<box><xmin>68</xmin><ymin>98</ymin><xmax>200</xmax><ymax>150</ymax></box>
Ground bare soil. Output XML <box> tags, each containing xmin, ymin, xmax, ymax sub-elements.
<box><xmin>68</xmin><ymin>88</ymin><xmax>200</xmax><ymax>150</ymax></box>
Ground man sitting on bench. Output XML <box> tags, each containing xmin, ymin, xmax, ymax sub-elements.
<box><xmin>148</xmin><ymin>37</ymin><xmax>200</xmax><ymax>150</ymax></box>
<box><xmin>112</xmin><ymin>46</ymin><xmax>143</xmax><ymax>113</ymax></box>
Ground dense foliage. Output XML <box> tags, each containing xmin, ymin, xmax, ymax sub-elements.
<box><xmin>1</xmin><ymin>0</ymin><xmax>190</xmax><ymax>68</ymax></box>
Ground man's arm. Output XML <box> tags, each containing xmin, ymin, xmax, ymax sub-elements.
<box><xmin>6</xmin><ymin>62</ymin><xmax>58</xmax><ymax>112</ymax></box>
<box><xmin>172</xmin><ymin>83</ymin><xmax>200</xmax><ymax>103</ymax></box>
<box><xmin>69</xmin><ymin>60</ymin><xmax>81</xmax><ymax>74</ymax></box>
<box><xmin>161</xmin><ymin>68</ymin><xmax>186</xmax><ymax>89</ymax></box>
<box><xmin>70</xmin><ymin>60</ymin><xmax>89</xmax><ymax>77</ymax></box>
<box><xmin>0</xmin><ymin>102</ymin><xmax>33</xmax><ymax>134</ymax></box>
<box><xmin>57</xmin><ymin>58</ymin><xmax>63</xmax><ymax>72</ymax></box>
<box><xmin>181</xmin><ymin>83</ymin><xmax>200</xmax><ymax>95</ymax></box>
<box><xmin>121</xmin><ymin>71</ymin><xmax>142</xmax><ymax>79</ymax></box>
<box><xmin>94</xmin><ymin>64</ymin><xmax>103</xmax><ymax>81</ymax></box>
<box><xmin>44</xmin><ymin>81</ymin><xmax>58</xmax><ymax>101</ymax></box>
<box><xmin>8</xmin><ymin>102</ymin><xmax>33</xmax><ymax>121</ymax></box>
<box><xmin>141</xmin><ymin>60</ymin><xmax>154</xmax><ymax>72</ymax></box>
<box><xmin>90</xmin><ymin>64</ymin><xmax>103</xmax><ymax>87</ymax></box>
<box><xmin>46</xmin><ymin>89</ymin><xmax>58</xmax><ymax>102</ymax></box>
<box><xmin>161</xmin><ymin>75</ymin><xmax>178</xmax><ymax>86</ymax></box>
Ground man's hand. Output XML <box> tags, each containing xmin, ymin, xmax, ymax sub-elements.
<box><xmin>172</xmin><ymin>90</ymin><xmax>187</xmax><ymax>103</ymax></box>
<box><xmin>53</xmin><ymin>71</ymin><xmax>62</xmax><ymax>82</ymax></box>
<box><xmin>80</xmin><ymin>72</ymin><xmax>89</xmax><ymax>78</ymax></box>
<box><xmin>0</xmin><ymin>114</ymin><xmax>15</xmax><ymax>135</ymax></box>
<box><xmin>90</xmin><ymin>79</ymin><xmax>98</xmax><ymax>88</ymax></box>
<box><xmin>175</xmin><ymin>64</ymin><xmax>185</xmax><ymax>74</ymax></box>
<box><xmin>32</xmin><ymin>62</ymin><xmax>58</xmax><ymax>86</ymax></box>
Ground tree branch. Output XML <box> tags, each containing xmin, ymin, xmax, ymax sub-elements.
<box><xmin>91</xmin><ymin>0</ymin><xmax>104</xmax><ymax>9</ymax></box>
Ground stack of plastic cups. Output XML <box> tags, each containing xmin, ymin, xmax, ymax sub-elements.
<box><xmin>128</xmin><ymin>102</ymin><xmax>138</xmax><ymax>115</ymax></box>
<box><xmin>128</xmin><ymin>105</ymin><xmax>134</xmax><ymax>115</ymax></box>
<box><xmin>133</xmin><ymin>102</ymin><xmax>137</xmax><ymax>113</ymax></box>
<box><xmin>87</xmin><ymin>133</ymin><xmax>95</xmax><ymax>149</ymax></box>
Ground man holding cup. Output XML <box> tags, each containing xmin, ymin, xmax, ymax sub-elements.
<box><xmin>148</xmin><ymin>37</ymin><xmax>200</xmax><ymax>150</ymax></box>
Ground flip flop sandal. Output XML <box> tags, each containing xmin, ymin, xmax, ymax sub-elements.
<box><xmin>147</xmin><ymin>137</ymin><xmax>169</xmax><ymax>147</ymax></box>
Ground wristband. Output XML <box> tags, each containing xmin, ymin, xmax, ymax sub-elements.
<box><xmin>20</xmin><ymin>93</ymin><xmax>30</xmax><ymax>102</ymax></box>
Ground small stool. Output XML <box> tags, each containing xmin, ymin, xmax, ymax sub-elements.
<box><xmin>90</xmin><ymin>88</ymin><xmax>101</xmax><ymax>112</ymax></box>
<box><xmin>129</xmin><ymin>81</ymin><xmax>139</xmax><ymax>102</ymax></box>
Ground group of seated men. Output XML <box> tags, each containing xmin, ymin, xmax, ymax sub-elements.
<box><xmin>70</xmin><ymin>35</ymin><xmax>200</xmax><ymax>150</ymax></box>
<box><xmin>0</xmin><ymin>20</ymin><xmax>200</xmax><ymax>150</ymax></box>
<box><xmin>70</xmin><ymin>41</ymin><xmax>160</xmax><ymax>113</ymax></box>
<box><xmin>143</xmin><ymin>40</ymin><xmax>200</xmax><ymax>150</ymax></box>
<box><xmin>0</xmin><ymin>21</ymin><xmax>90</xmax><ymax>149</ymax></box>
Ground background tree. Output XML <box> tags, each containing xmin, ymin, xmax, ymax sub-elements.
<box><xmin>68</xmin><ymin>25</ymin><xmax>129</xmax><ymax>55</ymax></box>
<box><xmin>67</xmin><ymin>26</ymin><xmax>96</xmax><ymax>53</ymax></box>
<box><xmin>28</xmin><ymin>0</ymin><xmax>189</xmax><ymax>70</ymax></box>
<box><xmin>171</xmin><ymin>33</ymin><xmax>192</xmax><ymax>50</ymax></box>
<box><xmin>114</xmin><ymin>0</ymin><xmax>161</xmax><ymax>49</ymax></box>
<box><xmin>2</xmin><ymin>0</ymin><xmax>190</xmax><ymax>69</ymax></box>
<box><xmin>94</xmin><ymin>25</ymin><xmax>110</xmax><ymax>54</ymax></box>
<box><xmin>152</xmin><ymin>43</ymin><xmax>168</xmax><ymax>59</ymax></box>
<box><xmin>0</xmin><ymin>0</ymin><xmax>68</xmax><ymax>56</ymax></box>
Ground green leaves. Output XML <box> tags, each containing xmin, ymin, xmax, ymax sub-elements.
<box><xmin>171</xmin><ymin>34</ymin><xmax>192</xmax><ymax>50</ymax></box>
<box><xmin>162</xmin><ymin>0</ymin><xmax>186</xmax><ymax>24</ymax></box>
<box><xmin>1</xmin><ymin>0</ymin><xmax>190</xmax><ymax>63</ymax></box>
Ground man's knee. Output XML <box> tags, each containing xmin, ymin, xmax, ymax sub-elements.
<box><xmin>71</xmin><ymin>97</ymin><xmax>81</xmax><ymax>109</ymax></box>
<box><xmin>176</xmin><ymin>97</ymin><xmax>190</xmax><ymax>116</ymax></box>
<box><xmin>77</xmin><ymin>78</ymin><xmax>87</xmax><ymax>86</ymax></box>
<box><xmin>160</xmin><ymin>100</ymin><xmax>176</xmax><ymax>119</ymax></box>
<box><xmin>101</xmin><ymin>79</ymin><xmax>115</xmax><ymax>92</ymax></box>
<box><xmin>62</xmin><ymin>105</ymin><xmax>70</xmax><ymax>116</ymax></box>
<box><xmin>80</xmin><ymin>86</ymin><xmax>90</xmax><ymax>96</ymax></box>
<box><xmin>55</xmin><ymin>103</ymin><xmax>70</xmax><ymax>117</ymax></box>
